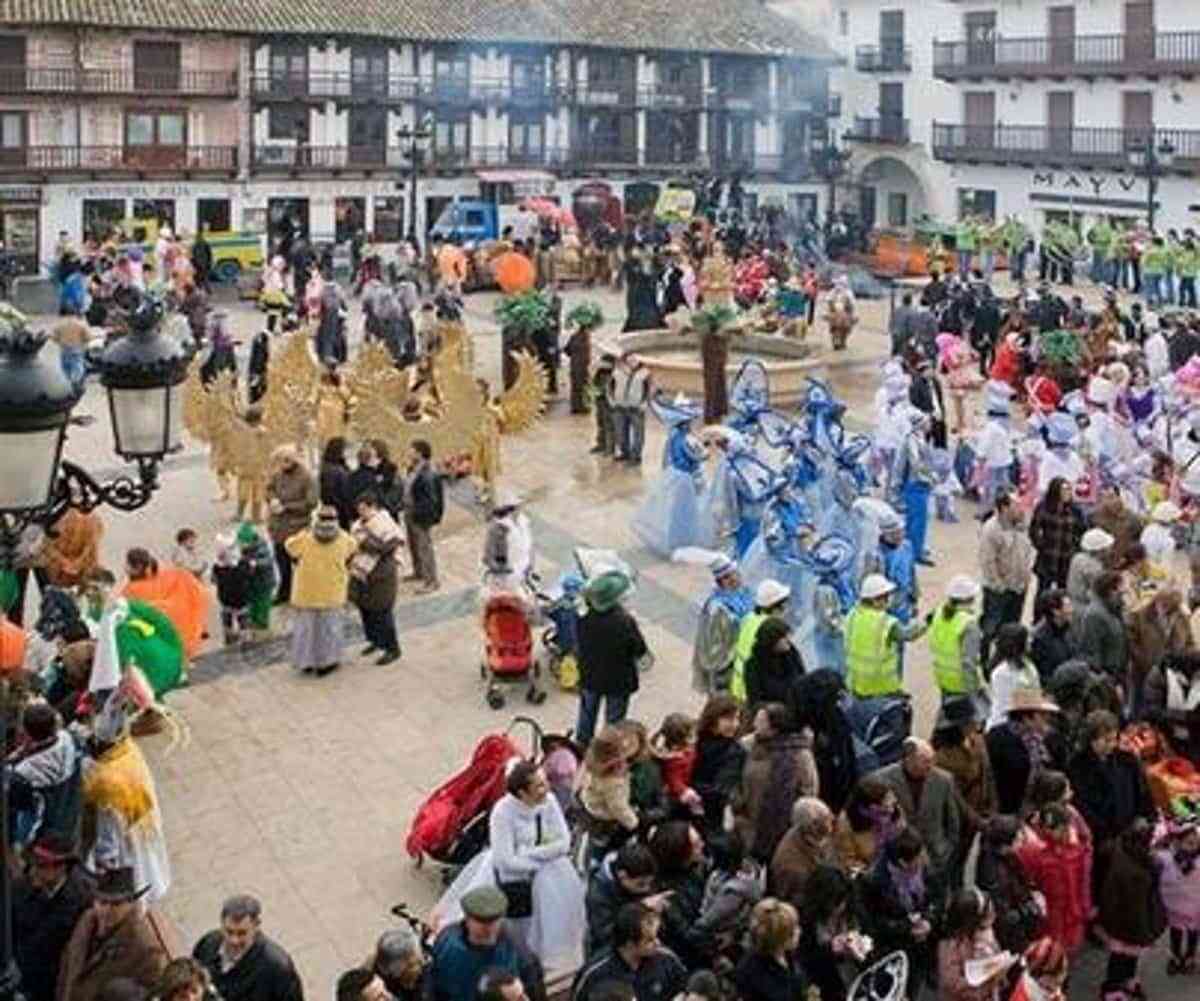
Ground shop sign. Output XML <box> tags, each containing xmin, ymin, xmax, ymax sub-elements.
<box><xmin>0</xmin><ymin>185</ymin><xmax>42</xmax><ymax>202</ymax></box>
<box><xmin>60</xmin><ymin>183</ymin><xmax>237</xmax><ymax>199</ymax></box>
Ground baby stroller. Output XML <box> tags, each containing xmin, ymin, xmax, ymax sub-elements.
<box><xmin>849</xmin><ymin>951</ymin><xmax>909</xmax><ymax>1001</ymax></box>
<box><xmin>406</xmin><ymin>716</ymin><xmax>544</xmax><ymax>884</ymax></box>
<box><xmin>481</xmin><ymin>590</ymin><xmax>546</xmax><ymax>710</ymax></box>
<box><xmin>844</xmin><ymin>692</ymin><xmax>914</xmax><ymax>772</ymax></box>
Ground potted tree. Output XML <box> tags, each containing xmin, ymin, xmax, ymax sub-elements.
<box><xmin>564</xmin><ymin>302</ymin><xmax>604</xmax><ymax>414</ymax></box>
<box><xmin>495</xmin><ymin>290</ymin><xmax>551</xmax><ymax>390</ymax></box>
<box><xmin>691</xmin><ymin>303</ymin><xmax>738</xmax><ymax>422</ymax></box>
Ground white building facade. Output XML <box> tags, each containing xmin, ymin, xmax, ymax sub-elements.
<box><xmin>829</xmin><ymin>0</ymin><xmax>1200</xmax><ymax>233</ymax></box>
<box><xmin>0</xmin><ymin>0</ymin><xmax>840</xmax><ymax>275</ymax></box>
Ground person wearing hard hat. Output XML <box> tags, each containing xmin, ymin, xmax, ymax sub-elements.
<box><xmin>927</xmin><ymin>575</ymin><xmax>984</xmax><ymax>704</ymax></box>
<box><xmin>844</xmin><ymin>573</ymin><xmax>930</xmax><ymax>701</ymax></box>
<box><xmin>730</xmin><ymin>579</ymin><xmax>791</xmax><ymax>704</ymax></box>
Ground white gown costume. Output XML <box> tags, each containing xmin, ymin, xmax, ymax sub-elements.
<box><xmin>434</xmin><ymin>791</ymin><xmax>585</xmax><ymax>974</ymax></box>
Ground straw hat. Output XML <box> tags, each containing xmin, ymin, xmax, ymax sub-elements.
<box><xmin>1009</xmin><ymin>687</ymin><xmax>1060</xmax><ymax>715</ymax></box>
<box><xmin>1080</xmin><ymin>528</ymin><xmax>1114</xmax><ymax>553</ymax></box>
<box><xmin>1153</xmin><ymin>501</ymin><xmax>1182</xmax><ymax>524</ymax></box>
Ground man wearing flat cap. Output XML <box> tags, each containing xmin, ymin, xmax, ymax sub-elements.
<box><xmin>12</xmin><ymin>833</ymin><xmax>93</xmax><ymax>1001</ymax></box>
<box><xmin>428</xmin><ymin>887</ymin><xmax>546</xmax><ymax>1001</ymax></box>
<box><xmin>56</xmin><ymin>867</ymin><xmax>177</xmax><ymax>1001</ymax></box>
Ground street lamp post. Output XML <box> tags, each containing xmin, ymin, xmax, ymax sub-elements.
<box><xmin>1128</xmin><ymin>136</ymin><xmax>1175</xmax><ymax>231</ymax></box>
<box><xmin>397</xmin><ymin>113</ymin><xmax>434</xmax><ymax>247</ymax></box>
<box><xmin>0</xmin><ymin>291</ymin><xmax>188</xmax><ymax>1001</ymax></box>
<box><xmin>810</xmin><ymin>134</ymin><xmax>852</xmax><ymax>219</ymax></box>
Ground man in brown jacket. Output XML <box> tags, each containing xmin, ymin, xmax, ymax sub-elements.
<box><xmin>768</xmin><ymin>797</ymin><xmax>834</xmax><ymax>905</ymax></box>
<box><xmin>266</xmin><ymin>446</ymin><xmax>318</xmax><ymax>604</ymax></box>
<box><xmin>1127</xmin><ymin>587</ymin><xmax>1194</xmax><ymax>718</ymax></box>
<box><xmin>57</xmin><ymin>868</ymin><xmax>176</xmax><ymax>1001</ymax></box>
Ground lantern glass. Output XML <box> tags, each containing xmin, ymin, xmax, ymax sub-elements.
<box><xmin>0</xmin><ymin>425</ymin><xmax>66</xmax><ymax>512</ymax></box>
<box><xmin>107</xmin><ymin>383</ymin><xmax>182</xmax><ymax>458</ymax></box>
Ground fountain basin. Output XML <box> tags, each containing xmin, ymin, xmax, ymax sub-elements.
<box><xmin>608</xmin><ymin>330</ymin><xmax>827</xmax><ymax>407</ymax></box>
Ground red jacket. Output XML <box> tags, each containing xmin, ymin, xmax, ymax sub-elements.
<box><xmin>1015</xmin><ymin>811</ymin><xmax>1094</xmax><ymax>954</ymax></box>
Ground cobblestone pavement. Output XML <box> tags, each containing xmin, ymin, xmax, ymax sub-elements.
<box><xmin>29</xmin><ymin>278</ymin><xmax>1175</xmax><ymax>997</ymax></box>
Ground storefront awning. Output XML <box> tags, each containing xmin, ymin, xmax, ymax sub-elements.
<box><xmin>476</xmin><ymin>169</ymin><xmax>555</xmax><ymax>184</ymax></box>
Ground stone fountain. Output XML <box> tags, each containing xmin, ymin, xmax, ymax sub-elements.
<box><xmin>606</xmin><ymin>249</ymin><xmax>827</xmax><ymax>408</ymax></box>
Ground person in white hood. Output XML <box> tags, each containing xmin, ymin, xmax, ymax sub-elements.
<box><xmin>1144</xmin><ymin>312</ymin><xmax>1170</xmax><ymax>381</ymax></box>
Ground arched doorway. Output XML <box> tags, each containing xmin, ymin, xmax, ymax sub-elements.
<box><xmin>855</xmin><ymin>156</ymin><xmax>929</xmax><ymax>230</ymax></box>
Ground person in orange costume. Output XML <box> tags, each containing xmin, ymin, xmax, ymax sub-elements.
<box><xmin>118</xmin><ymin>547</ymin><xmax>211</xmax><ymax>659</ymax></box>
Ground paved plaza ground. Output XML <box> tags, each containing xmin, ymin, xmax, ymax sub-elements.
<box><xmin>35</xmin><ymin>278</ymin><xmax>1179</xmax><ymax>996</ymax></box>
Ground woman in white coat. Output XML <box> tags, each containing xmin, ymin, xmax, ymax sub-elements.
<box><xmin>433</xmin><ymin>761</ymin><xmax>585</xmax><ymax>974</ymax></box>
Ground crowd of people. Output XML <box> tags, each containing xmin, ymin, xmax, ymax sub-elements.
<box><xmin>21</xmin><ymin>184</ymin><xmax>1200</xmax><ymax>1001</ymax></box>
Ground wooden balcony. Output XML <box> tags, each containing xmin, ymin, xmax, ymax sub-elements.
<box><xmin>933</xmin><ymin>31</ymin><xmax>1200</xmax><ymax>81</ymax></box>
<box><xmin>855</xmin><ymin>44</ymin><xmax>912</xmax><ymax>73</ymax></box>
<box><xmin>637</xmin><ymin>83</ymin><xmax>705</xmax><ymax>109</ymax></box>
<box><xmin>0</xmin><ymin>66</ymin><xmax>238</xmax><ymax>97</ymax></box>
<box><xmin>0</xmin><ymin>145</ymin><xmax>237</xmax><ymax>174</ymax></box>
<box><xmin>844</xmin><ymin>116</ymin><xmax>911</xmax><ymax>144</ymax></box>
<box><xmin>250</xmin><ymin>72</ymin><xmax>418</xmax><ymax>102</ymax></box>
<box><xmin>930</xmin><ymin>122</ymin><xmax>1200</xmax><ymax>170</ymax></box>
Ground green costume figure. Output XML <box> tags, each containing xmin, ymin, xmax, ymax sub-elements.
<box><xmin>115</xmin><ymin>600</ymin><xmax>186</xmax><ymax>697</ymax></box>
<box><xmin>236</xmin><ymin>522</ymin><xmax>277</xmax><ymax>633</ymax></box>
<box><xmin>0</xmin><ymin>570</ymin><xmax>16</xmax><ymax>616</ymax></box>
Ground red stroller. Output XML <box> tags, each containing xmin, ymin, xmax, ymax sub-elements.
<box><xmin>405</xmin><ymin>716</ymin><xmax>544</xmax><ymax>883</ymax></box>
<box><xmin>480</xmin><ymin>592</ymin><xmax>546</xmax><ymax>709</ymax></box>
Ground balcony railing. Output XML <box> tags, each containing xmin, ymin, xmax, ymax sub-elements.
<box><xmin>0</xmin><ymin>145</ymin><xmax>238</xmax><ymax>172</ymax></box>
<box><xmin>245</xmin><ymin>144</ymin><xmax>794</xmax><ymax>173</ymax></box>
<box><xmin>825</xmin><ymin>93</ymin><xmax>842</xmax><ymax>117</ymax></box>
<box><xmin>844</xmin><ymin>116</ymin><xmax>911</xmax><ymax>144</ymax></box>
<box><xmin>932</xmin><ymin>30</ymin><xmax>1200</xmax><ymax>80</ymax></box>
<box><xmin>0</xmin><ymin>65</ymin><xmax>238</xmax><ymax>96</ymax></box>
<box><xmin>251</xmin><ymin>72</ymin><xmax>419</xmax><ymax>101</ymax></box>
<box><xmin>856</xmin><ymin>44</ymin><xmax>913</xmax><ymax>72</ymax></box>
<box><xmin>638</xmin><ymin>83</ymin><xmax>705</xmax><ymax>109</ymax></box>
<box><xmin>930</xmin><ymin>122</ymin><xmax>1200</xmax><ymax>169</ymax></box>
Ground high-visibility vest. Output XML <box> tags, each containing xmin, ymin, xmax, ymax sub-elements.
<box><xmin>730</xmin><ymin>611</ymin><xmax>766</xmax><ymax>703</ymax></box>
<box><xmin>929</xmin><ymin>607</ymin><xmax>976</xmax><ymax>695</ymax></box>
<box><xmin>845</xmin><ymin>605</ymin><xmax>901</xmax><ymax>698</ymax></box>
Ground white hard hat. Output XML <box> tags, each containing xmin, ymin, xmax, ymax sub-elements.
<box><xmin>492</xmin><ymin>487</ymin><xmax>522</xmax><ymax>510</ymax></box>
<box><xmin>1080</xmin><ymin>527</ymin><xmax>1115</xmax><ymax>552</ymax></box>
<box><xmin>755</xmin><ymin>579</ymin><xmax>791</xmax><ymax>608</ymax></box>
<box><xmin>860</xmin><ymin>574</ymin><xmax>897</xmax><ymax>601</ymax></box>
<box><xmin>947</xmin><ymin>575</ymin><xmax>980</xmax><ymax>602</ymax></box>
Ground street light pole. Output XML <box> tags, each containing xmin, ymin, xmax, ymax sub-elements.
<box><xmin>1129</xmin><ymin>136</ymin><xmax>1175</xmax><ymax>231</ymax></box>
<box><xmin>397</xmin><ymin>113</ymin><xmax>434</xmax><ymax>248</ymax></box>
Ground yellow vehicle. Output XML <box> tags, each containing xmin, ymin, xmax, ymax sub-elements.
<box><xmin>115</xmin><ymin>218</ymin><xmax>265</xmax><ymax>283</ymax></box>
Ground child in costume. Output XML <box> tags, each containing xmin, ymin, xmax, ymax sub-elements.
<box><xmin>973</xmin><ymin>380</ymin><xmax>1016</xmax><ymax>516</ymax></box>
<box><xmin>930</xmin><ymin>447</ymin><xmax>961</xmax><ymax>523</ymax></box>
<box><xmin>212</xmin><ymin>535</ymin><xmax>252</xmax><ymax>646</ymax></box>
<box><xmin>1155</xmin><ymin>819</ymin><xmax>1200</xmax><ymax>975</ymax></box>
<box><xmin>631</xmin><ymin>394</ymin><xmax>708</xmax><ymax>559</ymax></box>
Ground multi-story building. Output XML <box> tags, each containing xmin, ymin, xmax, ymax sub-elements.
<box><xmin>830</xmin><ymin>0</ymin><xmax>1200</xmax><ymax>235</ymax></box>
<box><xmin>0</xmin><ymin>0</ymin><xmax>836</xmax><ymax>275</ymax></box>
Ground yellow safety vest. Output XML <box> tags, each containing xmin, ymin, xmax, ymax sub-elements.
<box><xmin>730</xmin><ymin>611</ymin><xmax>766</xmax><ymax>703</ymax></box>
<box><xmin>929</xmin><ymin>607</ymin><xmax>976</xmax><ymax>695</ymax></box>
<box><xmin>845</xmin><ymin>605</ymin><xmax>901</xmax><ymax>698</ymax></box>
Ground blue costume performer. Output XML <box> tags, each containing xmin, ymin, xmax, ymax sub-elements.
<box><xmin>796</xmin><ymin>534</ymin><xmax>858</xmax><ymax>676</ymax></box>
<box><xmin>739</xmin><ymin>483</ymin><xmax>816</xmax><ymax>634</ymax></box>
<box><xmin>698</xmin><ymin>437</ymin><xmax>777</xmax><ymax>558</ymax></box>
<box><xmin>631</xmin><ymin>394</ymin><xmax>707</xmax><ymax>558</ymax></box>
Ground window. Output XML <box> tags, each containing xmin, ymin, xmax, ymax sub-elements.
<box><xmin>270</xmin><ymin>43</ymin><xmax>307</xmax><ymax>80</ymax></box>
<box><xmin>887</xmin><ymin>192</ymin><xmax>908</xmax><ymax>227</ymax></box>
<box><xmin>198</xmin><ymin>198</ymin><xmax>231</xmax><ymax>233</ymax></box>
<box><xmin>839</xmin><ymin>10</ymin><xmax>849</xmax><ymax>36</ymax></box>
<box><xmin>134</xmin><ymin>41</ymin><xmax>181</xmax><ymax>91</ymax></box>
<box><xmin>511</xmin><ymin>60</ymin><xmax>544</xmax><ymax>97</ymax></box>
<box><xmin>131</xmin><ymin>199</ymin><xmax>176</xmax><ymax>231</ymax></box>
<box><xmin>435</xmin><ymin>115</ymin><xmax>469</xmax><ymax>152</ymax></box>
<box><xmin>509</xmin><ymin>116</ymin><xmax>543</xmax><ymax>153</ymax></box>
<box><xmin>374</xmin><ymin>196</ymin><xmax>404</xmax><ymax>241</ymax></box>
<box><xmin>957</xmin><ymin>188</ymin><xmax>996</xmax><ymax>221</ymax></box>
<box><xmin>268</xmin><ymin>106</ymin><xmax>307</xmax><ymax>141</ymax></box>
<box><xmin>82</xmin><ymin>199</ymin><xmax>125</xmax><ymax>241</ymax></box>
<box><xmin>465</xmin><ymin>209</ymin><xmax>486</xmax><ymax>228</ymax></box>
<box><xmin>126</xmin><ymin>111</ymin><xmax>185</xmax><ymax>146</ymax></box>
<box><xmin>435</xmin><ymin>54</ymin><xmax>469</xmax><ymax>98</ymax></box>
<box><xmin>0</xmin><ymin>110</ymin><xmax>25</xmax><ymax>148</ymax></box>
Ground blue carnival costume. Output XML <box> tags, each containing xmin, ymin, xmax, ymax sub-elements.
<box><xmin>631</xmin><ymin>395</ymin><xmax>707</xmax><ymax>557</ymax></box>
